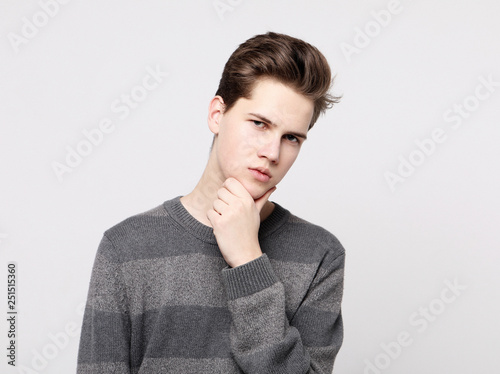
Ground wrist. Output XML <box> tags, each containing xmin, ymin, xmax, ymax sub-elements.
<box><xmin>227</xmin><ymin>246</ymin><xmax>263</xmax><ymax>268</ymax></box>
<box><xmin>221</xmin><ymin>254</ymin><xmax>278</xmax><ymax>300</ymax></box>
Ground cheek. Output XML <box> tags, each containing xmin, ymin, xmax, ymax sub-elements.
<box><xmin>281</xmin><ymin>148</ymin><xmax>300</xmax><ymax>170</ymax></box>
<box><xmin>218</xmin><ymin>130</ymin><xmax>254</xmax><ymax>175</ymax></box>
<box><xmin>243</xmin><ymin>127</ymin><xmax>263</xmax><ymax>147</ymax></box>
<box><xmin>266</xmin><ymin>150</ymin><xmax>299</xmax><ymax>187</ymax></box>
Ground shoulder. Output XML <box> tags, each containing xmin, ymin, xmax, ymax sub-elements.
<box><xmin>99</xmin><ymin>201</ymin><xmax>174</xmax><ymax>263</ymax></box>
<box><xmin>290</xmin><ymin>213</ymin><xmax>345</xmax><ymax>257</ymax></box>
<box><xmin>265</xmin><ymin>202</ymin><xmax>345</xmax><ymax>263</ymax></box>
<box><xmin>104</xmin><ymin>203</ymin><xmax>168</xmax><ymax>239</ymax></box>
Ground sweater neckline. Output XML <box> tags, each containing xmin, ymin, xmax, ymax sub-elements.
<box><xmin>163</xmin><ymin>195</ymin><xmax>289</xmax><ymax>244</ymax></box>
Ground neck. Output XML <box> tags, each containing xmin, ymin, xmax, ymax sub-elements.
<box><xmin>181</xmin><ymin>155</ymin><xmax>222</xmax><ymax>226</ymax></box>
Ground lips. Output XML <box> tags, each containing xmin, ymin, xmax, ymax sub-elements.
<box><xmin>249</xmin><ymin>167</ymin><xmax>271</xmax><ymax>183</ymax></box>
<box><xmin>253</xmin><ymin>167</ymin><xmax>271</xmax><ymax>178</ymax></box>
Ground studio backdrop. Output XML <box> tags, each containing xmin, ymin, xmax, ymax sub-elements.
<box><xmin>1</xmin><ymin>0</ymin><xmax>499</xmax><ymax>373</ymax></box>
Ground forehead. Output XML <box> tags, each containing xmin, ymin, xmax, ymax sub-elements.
<box><xmin>234</xmin><ymin>78</ymin><xmax>314</xmax><ymax>132</ymax></box>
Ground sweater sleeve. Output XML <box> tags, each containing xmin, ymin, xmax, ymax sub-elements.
<box><xmin>77</xmin><ymin>235</ymin><xmax>132</xmax><ymax>374</ymax></box>
<box><xmin>221</xmin><ymin>251</ymin><xmax>345</xmax><ymax>374</ymax></box>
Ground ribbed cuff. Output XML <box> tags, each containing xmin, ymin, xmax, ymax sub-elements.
<box><xmin>221</xmin><ymin>254</ymin><xmax>278</xmax><ymax>300</ymax></box>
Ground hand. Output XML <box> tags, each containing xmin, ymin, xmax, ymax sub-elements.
<box><xmin>206</xmin><ymin>177</ymin><xmax>276</xmax><ymax>268</ymax></box>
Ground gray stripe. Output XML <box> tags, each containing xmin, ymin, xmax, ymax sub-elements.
<box><xmin>306</xmin><ymin>346</ymin><xmax>341</xmax><ymax>373</ymax></box>
<box><xmin>77</xmin><ymin>361</ymin><xmax>130</xmax><ymax>374</ymax></box>
<box><xmin>227</xmin><ymin>282</ymin><xmax>287</xmax><ymax>352</ymax></box>
<box><xmin>103</xmin><ymin>213</ymin><xmax>343</xmax><ymax>266</ymax></box>
<box><xmin>105</xmin><ymin>218</ymin><xmax>223</xmax><ymax>264</ymax></box>
<box><xmin>121</xmin><ymin>254</ymin><xmax>229</xmax><ymax>315</ymax></box>
<box><xmin>270</xmin><ymin>258</ymin><xmax>318</xmax><ymax>313</ymax></box>
<box><xmin>291</xmin><ymin>306</ymin><xmax>343</xmax><ymax>347</ymax></box>
<box><xmin>78</xmin><ymin>308</ymin><xmax>130</xmax><ymax>364</ymax></box>
<box><xmin>221</xmin><ymin>254</ymin><xmax>278</xmax><ymax>300</ymax></box>
<box><xmin>80</xmin><ymin>304</ymin><xmax>234</xmax><ymax>368</ymax></box>
<box><xmin>300</xmin><ymin>253</ymin><xmax>345</xmax><ymax>312</ymax></box>
<box><xmin>86</xmin><ymin>252</ymin><xmax>128</xmax><ymax>314</ymax></box>
<box><xmin>132</xmin><ymin>305</ymin><xmax>232</xmax><ymax>363</ymax></box>
<box><xmin>137</xmin><ymin>357</ymin><xmax>241</xmax><ymax>374</ymax></box>
<box><xmin>235</xmin><ymin>327</ymin><xmax>310</xmax><ymax>374</ymax></box>
<box><xmin>261</xmin><ymin>220</ymin><xmax>343</xmax><ymax>264</ymax></box>
<box><xmin>89</xmin><ymin>252</ymin><xmax>331</xmax><ymax>316</ymax></box>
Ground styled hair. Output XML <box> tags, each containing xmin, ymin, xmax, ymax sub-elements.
<box><xmin>215</xmin><ymin>32</ymin><xmax>340</xmax><ymax>129</ymax></box>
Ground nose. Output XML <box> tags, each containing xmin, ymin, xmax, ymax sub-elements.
<box><xmin>257</xmin><ymin>136</ymin><xmax>280</xmax><ymax>164</ymax></box>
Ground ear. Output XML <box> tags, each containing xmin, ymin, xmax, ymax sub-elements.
<box><xmin>208</xmin><ymin>95</ymin><xmax>225</xmax><ymax>135</ymax></box>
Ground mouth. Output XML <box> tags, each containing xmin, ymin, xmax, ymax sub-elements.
<box><xmin>249</xmin><ymin>167</ymin><xmax>271</xmax><ymax>183</ymax></box>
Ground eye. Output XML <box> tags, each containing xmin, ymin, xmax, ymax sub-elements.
<box><xmin>253</xmin><ymin>120</ymin><xmax>266</xmax><ymax>128</ymax></box>
<box><xmin>285</xmin><ymin>134</ymin><xmax>299</xmax><ymax>143</ymax></box>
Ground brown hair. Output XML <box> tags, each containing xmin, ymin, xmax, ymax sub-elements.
<box><xmin>215</xmin><ymin>32</ymin><xmax>340</xmax><ymax>129</ymax></box>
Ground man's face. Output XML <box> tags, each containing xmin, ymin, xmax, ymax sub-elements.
<box><xmin>210</xmin><ymin>78</ymin><xmax>314</xmax><ymax>199</ymax></box>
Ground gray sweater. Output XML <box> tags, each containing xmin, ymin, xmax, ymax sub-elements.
<box><xmin>77</xmin><ymin>196</ymin><xmax>345</xmax><ymax>373</ymax></box>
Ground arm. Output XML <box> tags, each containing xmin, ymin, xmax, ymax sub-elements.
<box><xmin>207</xmin><ymin>177</ymin><xmax>345</xmax><ymax>372</ymax></box>
<box><xmin>221</xmin><ymin>250</ymin><xmax>345</xmax><ymax>374</ymax></box>
<box><xmin>77</xmin><ymin>235</ymin><xmax>131</xmax><ymax>374</ymax></box>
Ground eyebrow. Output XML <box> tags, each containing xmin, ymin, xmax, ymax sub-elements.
<box><xmin>248</xmin><ymin>112</ymin><xmax>308</xmax><ymax>140</ymax></box>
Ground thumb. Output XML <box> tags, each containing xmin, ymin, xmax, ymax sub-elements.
<box><xmin>254</xmin><ymin>186</ymin><xmax>277</xmax><ymax>212</ymax></box>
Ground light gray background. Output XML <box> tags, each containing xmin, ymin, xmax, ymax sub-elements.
<box><xmin>1</xmin><ymin>1</ymin><xmax>499</xmax><ymax>373</ymax></box>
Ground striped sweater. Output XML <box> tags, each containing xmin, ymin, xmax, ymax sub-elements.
<box><xmin>77</xmin><ymin>196</ymin><xmax>345</xmax><ymax>373</ymax></box>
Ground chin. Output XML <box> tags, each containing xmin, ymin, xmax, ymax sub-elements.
<box><xmin>240</xmin><ymin>183</ymin><xmax>259</xmax><ymax>199</ymax></box>
<box><xmin>228</xmin><ymin>173</ymin><xmax>273</xmax><ymax>200</ymax></box>
<box><xmin>244</xmin><ymin>182</ymin><xmax>272</xmax><ymax>201</ymax></box>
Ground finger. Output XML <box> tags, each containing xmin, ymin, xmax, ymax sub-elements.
<box><xmin>206</xmin><ymin>209</ymin><xmax>219</xmax><ymax>225</ymax></box>
<box><xmin>254</xmin><ymin>186</ymin><xmax>277</xmax><ymax>212</ymax></box>
<box><xmin>212</xmin><ymin>199</ymin><xmax>228</xmax><ymax>215</ymax></box>
<box><xmin>216</xmin><ymin>186</ymin><xmax>233</xmax><ymax>205</ymax></box>
<box><xmin>222</xmin><ymin>177</ymin><xmax>250</xmax><ymax>199</ymax></box>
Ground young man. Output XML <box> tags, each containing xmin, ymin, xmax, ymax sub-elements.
<box><xmin>77</xmin><ymin>32</ymin><xmax>345</xmax><ymax>374</ymax></box>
